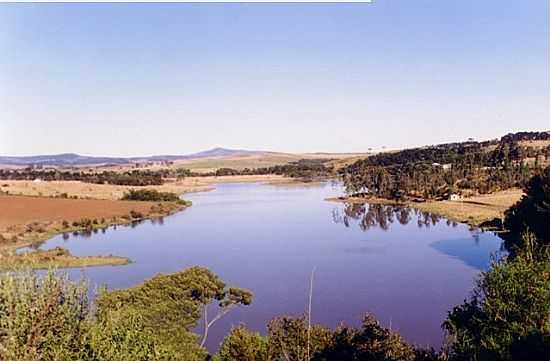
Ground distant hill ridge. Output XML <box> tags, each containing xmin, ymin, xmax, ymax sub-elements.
<box><xmin>0</xmin><ymin>148</ymin><xmax>265</xmax><ymax>167</ymax></box>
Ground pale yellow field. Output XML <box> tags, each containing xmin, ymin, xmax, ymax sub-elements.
<box><xmin>413</xmin><ymin>188</ymin><xmax>524</xmax><ymax>225</ymax></box>
<box><xmin>0</xmin><ymin>175</ymin><xmax>291</xmax><ymax>201</ymax></box>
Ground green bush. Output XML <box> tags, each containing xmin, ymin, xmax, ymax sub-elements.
<box><xmin>503</xmin><ymin>166</ymin><xmax>550</xmax><ymax>252</ymax></box>
<box><xmin>444</xmin><ymin>247</ymin><xmax>550</xmax><ymax>361</ymax></box>
<box><xmin>121</xmin><ymin>189</ymin><xmax>181</xmax><ymax>202</ymax></box>
<box><xmin>218</xmin><ymin>325</ymin><xmax>269</xmax><ymax>361</ymax></box>
<box><xmin>89</xmin><ymin>307</ymin><xmax>173</xmax><ymax>361</ymax></box>
<box><xmin>0</xmin><ymin>270</ymin><xmax>90</xmax><ymax>361</ymax></box>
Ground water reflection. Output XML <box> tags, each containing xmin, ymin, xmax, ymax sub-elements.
<box><xmin>332</xmin><ymin>203</ymin><xmax>503</xmax><ymax>270</ymax></box>
<box><xmin>332</xmin><ymin>203</ymin><xmax>460</xmax><ymax>232</ymax></box>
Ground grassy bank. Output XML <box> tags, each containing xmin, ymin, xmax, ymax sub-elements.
<box><xmin>0</xmin><ymin>247</ymin><xmax>129</xmax><ymax>270</ymax></box>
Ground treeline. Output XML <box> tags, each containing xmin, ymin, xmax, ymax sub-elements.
<box><xmin>0</xmin><ymin>169</ymin><xmax>165</xmax><ymax>186</ymax></box>
<box><xmin>341</xmin><ymin>132</ymin><xmax>550</xmax><ymax>201</ymax></box>
<box><xmin>209</xmin><ymin>159</ymin><xmax>334</xmax><ymax>180</ymax></box>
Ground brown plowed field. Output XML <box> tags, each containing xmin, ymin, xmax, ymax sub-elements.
<box><xmin>0</xmin><ymin>195</ymin><xmax>155</xmax><ymax>229</ymax></box>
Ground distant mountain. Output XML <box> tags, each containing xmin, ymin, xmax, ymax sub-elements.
<box><xmin>0</xmin><ymin>148</ymin><xmax>266</xmax><ymax>167</ymax></box>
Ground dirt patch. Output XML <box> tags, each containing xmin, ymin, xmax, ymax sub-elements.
<box><xmin>0</xmin><ymin>195</ymin><xmax>160</xmax><ymax>229</ymax></box>
<box><xmin>0</xmin><ymin>194</ymin><xmax>183</xmax><ymax>250</ymax></box>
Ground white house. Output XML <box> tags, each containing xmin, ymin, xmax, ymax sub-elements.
<box><xmin>449</xmin><ymin>194</ymin><xmax>461</xmax><ymax>201</ymax></box>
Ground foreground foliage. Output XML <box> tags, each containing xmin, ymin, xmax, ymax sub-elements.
<box><xmin>0</xmin><ymin>267</ymin><xmax>251</xmax><ymax>361</ymax></box>
<box><xmin>218</xmin><ymin>315</ymin><xmax>436</xmax><ymax>361</ymax></box>
<box><xmin>444</xmin><ymin>245</ymin><xmax>550</xmax><ymax>361</ymax></box>
<box><xmin>503</xmin><ymin>166</ymin><xmax>550</xmax><ymax>251</ymax></box>
<box><xmin>97</xmin><ymin>266</ymin><xmax>252</xmax><ymax>359</ymax></box>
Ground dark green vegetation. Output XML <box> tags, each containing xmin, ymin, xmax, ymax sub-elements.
<box><xmin>97</xmin><ymin>267</ymin><xmax>252</xmax><ymax>356</ymax></box>
<box><xmin>0</xmin><ymin>169</ymin><xmax>166</xmax><ymax>186</ymax></box>
<box><xmin>121</xmin><ymin>189</ymin><xmax>188</xmax><ymax>205</ymax></box>
<box><xmin>503</xmin><ymin>166</ymin><xmax>550</xmax><ymax>251</ymax></box>
<box><xmin>208</xmin><ymin>159</ymin><xmax>334</xmax><ymax>181</ymax></box>
<box><xmin>443</xmin><ymin>242</ymin><xmax>550</xmax><ymax>361</ymax></box>
<box><xmin>341</xmin><ymin>132</ymin><xmax>550</xmax><ymax>201</ymax></box>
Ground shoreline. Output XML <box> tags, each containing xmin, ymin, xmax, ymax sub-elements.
<box><xmin>326</xmin><ymin>189</ymin><xmax>523</xmax><ymax>228</ymax></box>
<box><xmin>0</xmin><ymin>175</ymin><xmax>301</xmax><ymax>269</ymax></box>
<box><xmin>0</xmin><ymin>199</ymin><xmax>189</xmax><ymax>269</ymax></box>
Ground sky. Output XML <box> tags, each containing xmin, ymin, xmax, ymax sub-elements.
<box><xmin>1</xmin><ymin>1</ymin><xmax>549</xmax><ymax>156</ymax></box>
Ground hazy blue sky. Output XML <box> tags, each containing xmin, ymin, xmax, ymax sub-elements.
<box><xmin>1</xmin><ymin>1</ymin><xmax>549</xmax><ymax>156</ymax></box>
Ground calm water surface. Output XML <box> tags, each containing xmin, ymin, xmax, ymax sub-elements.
<box><xmin>30</xmin><ymin>182</ymin><xmax>503</xmax><ymax>351</ymax></box>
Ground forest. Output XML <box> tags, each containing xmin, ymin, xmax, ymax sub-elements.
<box><xmin>341</xmin><ymin>132</ymin><xmax>550</xmax><ymax>201</ymax></box>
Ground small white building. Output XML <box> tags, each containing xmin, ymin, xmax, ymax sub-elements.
<box><xmin>449</xmin><ymin>194</ymin><xmax>461</xmax><ymax>201</ymax></box>
<box><xmin>33</xmin><ymin>178</ymin><xmax>42</xmax><ymax>183</ymax></box>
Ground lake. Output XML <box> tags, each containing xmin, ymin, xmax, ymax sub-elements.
<box><xmin>28</xmin><ymin>182</ymin><xmax>504</xmax><ymax>351</ymax></box>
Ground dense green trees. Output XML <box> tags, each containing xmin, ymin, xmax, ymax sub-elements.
<box><xmin>0</xmin><ymin>169</ymin><xmax>165</xmax><ymax>186</ymax></box>
<box><xmin>444</xmin><ymin>245</ymin><xmax>550</xmax><ymax>361</ymax></box>
<box><xmin>503</xmin><ymin>166</ymin><xmax>550</xmax><ymax>251</ymax></box>
<box><xmin>217</xmin><ymin>315</ymin><xmax>433</xmax><ymax>361</ymax></box>
<box><xmin>341</xmin><ymin>132</ymin><xmax>550</xmax><ymax>201</ymax></box>
<box><xmin>96</xmin><ymin>267</ymin><xmax>252</xmax><ymax>358</ymax></box>
<box><xmin>121</xmin><ymin>189</ymin><xmax>182</xmax><ymax>202</ymax></box>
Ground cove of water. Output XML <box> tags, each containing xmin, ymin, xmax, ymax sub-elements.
<box><xmin>27</xmin><ymin>182</ymin><xmax>503</xmax><ymax>351</ymax></box>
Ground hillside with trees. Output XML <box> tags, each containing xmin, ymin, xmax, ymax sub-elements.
<box><xmin>341</xmin><ymin>132</ymin><xmax>550</xmax><ymax>201</ymax></box>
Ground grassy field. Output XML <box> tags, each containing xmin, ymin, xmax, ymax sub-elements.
<box><xmin>0</xmin><ymin>175</ymin><xmax>292</xmax><ymax>200</ymax></box>
<box><xmin>414</xmin><ymin>189</ymin><xmax>524</xmax><ymax>226</ymax></box>
<box><xmin>0</xmin><ymin>247</ymin><xmax>129</xmax><ymax>270</ymax></box>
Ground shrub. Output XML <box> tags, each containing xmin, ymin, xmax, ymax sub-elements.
<box><xmin>0</xmin><ymin>270</ymin><xmax>90</xmax><ymax>360</ymax></box>
<box><xmin>89</xmin><ymin>307</ymin><xmax>173</xmax><ymax>361</ymax></box>
<box><xmin>71</xmin><ymin>218</ymin><xmax>94</xmax><ymax>231</ymax></box>
<box><xmin>503</xmin><ymin>166</ymin><xmax>550</xmax><ymax>251</ymax></box>
<box><xmin>129</xmin><ymin>210</ymin><xmax>144</xmax><ymax>219</ymax></box>
<box><xmin>444</xmin><ymin>247</ymin><xmax>550</xmax><ymax>361</ymax></box>
<box><xmin>121</xmin><ymin>189</ymin><xmax>181</xmax><ymax>202</ymax></box>
<box><xmin>218</xmin><ymin>325</ymin><xmax>269</xmax><ymax>361</ymax></box>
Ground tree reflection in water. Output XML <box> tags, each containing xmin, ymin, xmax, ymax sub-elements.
<box><xmin>332</xmin><ymin>203</ymin><xmax>460</xmax><ymax>232</ymax></box>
